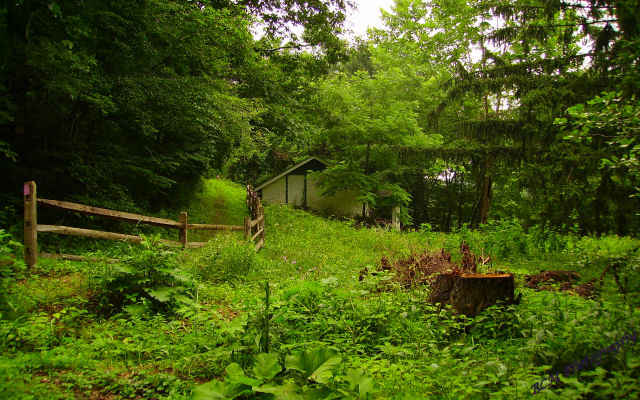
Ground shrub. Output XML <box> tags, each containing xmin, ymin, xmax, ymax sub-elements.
<box><xmin>189</xmin><ymin>235</ymin><xmax>257</xmax><ymax>284</ymax></box>
<box><xmin>0</xmin><ymin>230</ymin><xmax>26</xmax><ymax>314</ymax></box>
<box><xmin>89</xmin><ymin>236</ymin><xmax>198</xmax><ymax>317</ymax></box>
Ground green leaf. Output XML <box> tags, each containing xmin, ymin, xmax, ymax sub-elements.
<box><xmin>192</xmin><ymin>379</ymin><xmax>255</xmax><ymax>400</ymax></box>
<box><xmin>255</xmin><ymin>382</ymin><xmax>303</xmax><ymax>399</ymax></box>
<box><xmin>224</xmin><ymin>364</ymin><xmax>261</xmax><ymax>387</ymax></box>
<box><xmin>116</xmin><ymin>265</ymin><xmax>137</xmax><ymax>274</ymax></box>
<box><xmin>225</xmin><ymin>363</ymin><xmax>245</xmax><ymax>379</ymax></box>
<box><xmin>192</xmin><ymin>380</ymin><xmax>229</xmax><ymax>399</ymax></box>
<box><xmin>301</xmin><ymin>387</ymin><xmax>341</xmax><ymax>399</ymax></box>
<box><xmin>285</xmin><ymin>348</ymin><xmax>342</xmax><ymax>384</ymax></box>
<box><xmin>174</xmin><ymin>294</ymin><xmax>196</xmax><ymax>306</ymax></box>
<box><xmin>124</xmin><ymin>304</ymin><xmax>146</xmax><ymax>317</ymax></box>
<box><xmin>253</xmin><ymin>353</ymin><xmax>282</xmax><ymax>381</ymax></box>
<box><xmin>345</xmin><ymin>368</ymin><xmax>375</xmax><ymax>397</ymax></box>
<box><xmin>48</xmin><ymin>2</ymin><xmax>62</xmax><ymax>17</ymax></box>
<box><xmin>148</xmin><ymin>286</ymin><xmax>173</xmax><ymax>302</ymax></box>
<box><xmin>170</xmin><ymin>271</ymin><xmax>192</xmax><ymax>282</ymax></box>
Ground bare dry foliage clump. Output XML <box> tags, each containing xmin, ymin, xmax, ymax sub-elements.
<box><xmin>524</xmin><ymin>270</ymin><xmax>597</xmax><ymax>298</ymax></box>
<box><xmin>360</xmin><ymin>243</ymin><xmax>490</xmax><ymax>288</ymax></box>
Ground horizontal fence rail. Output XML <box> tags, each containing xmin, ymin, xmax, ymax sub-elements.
<box><xmin>188</xmin><ymin>223</ymin><xmax>245</xmax><ymax>231</ymax></box>
<box><xmin>23</xmin><ymin>180</ymin><xmax>264</xmax><ymax>267</ymax></box>
<box><xmin>39</xmin><ymin>252</ymin><xmax>120</xmax><ymax>264</ymax></box>
<box><xmin>36</xmin><ymin>198</ymin><xmax>182</xmax><ymax>228</ymax></box>
<box><xmin>36</xmin><ymin>224</ymin><xmax>183</xmax><ymax>247</ymax></box>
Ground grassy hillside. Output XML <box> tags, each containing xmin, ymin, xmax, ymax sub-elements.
<box><xmin>186</xmin><ymin>179</ymin><xmax>249</xmax><ymax>243</ymax></box>
<box><xmin>0</xmin><ymin>179</ymin><xmax>638</xmax><ymax>399</ymax></box>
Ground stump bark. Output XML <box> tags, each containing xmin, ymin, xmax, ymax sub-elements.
<box><xmin>428</xmin><ymin>272</ymin><xmax>515</xmax><ymax>317</ymax></box>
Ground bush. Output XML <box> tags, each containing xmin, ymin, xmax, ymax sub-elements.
<box><xmin>189</xmin><ymin>235</ymin><xmax>257</xmax><ymax>284</ymax></box>
<box><xmin>0</xmin><ymin>230</ymin><xmax>26</xmax><ymax>314</ymax></box>
<box><xmin>89</xmin><ymin>236</ymin><xmax>198</xmax><ymax>317</ymax></box>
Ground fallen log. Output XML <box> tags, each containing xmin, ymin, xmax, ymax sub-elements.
<box><xmin>428</xmin><ymin>272</ymin><xmax>515</xmax><ymax>317</ymax></box>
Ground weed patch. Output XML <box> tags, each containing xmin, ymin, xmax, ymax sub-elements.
<box><xmin>2</xmin><ymin>181</ymin><xmax>640</xmax><ymax>399</ymax></box>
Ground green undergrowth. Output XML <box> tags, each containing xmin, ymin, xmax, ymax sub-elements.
<box><xmin>187</xmin><ymin>179</ymin><xmax>249</xmax><ymax>243</ymax></box>
<box><xmin>1</xmin><ymin>180</ymin><xmax>639</xmax><ymax>399</ymax></box>
<box><xmin>24</xmin><ymin>178</ymin><xmax>250</xmax><ymax>256</ymax></box>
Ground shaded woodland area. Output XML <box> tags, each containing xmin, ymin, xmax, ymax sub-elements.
<box><xmin>1</xmin><ymin>0</ymin><xmax>640</xmax><ymax>235</ymax></box>
<box><xmin>2</xmin><ymin>3</ymin><xmax>640</xmax><ymax>399</ymax></box>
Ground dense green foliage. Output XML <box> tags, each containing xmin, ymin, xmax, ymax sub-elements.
<box><xmin>2</xmin><ymin>0</ymin><xmax>640</xmax><ymax>397</ymax></box>
<box><xmin>352</xmin><ymin>0</ymin><xmax>640</xmax><ymax>233</ymax></box>
<box><xmin>0</xmin><ymin>179</ymin><xmax>639</xmax><ymax>399</ymax></box>
<box><xmin>0</xmin><ymin>0</ymin><xmax>348</xmax><ymax>217</ymax></box>
<box><xmin>2</xmin><ymin>0</ymin><xmax>640</xmax><ymax>234</ymax></box>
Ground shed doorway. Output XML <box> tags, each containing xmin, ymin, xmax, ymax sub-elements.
<box><xmin>287</xmin><ymin>174</ymin><xmax>305</xmax><ymax>207</ymax></box>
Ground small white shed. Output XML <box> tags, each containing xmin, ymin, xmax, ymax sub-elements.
<box><xmin>255</xmin><ymin>156</ymin><xmax>364</xmax><ymax>217</ymax></box>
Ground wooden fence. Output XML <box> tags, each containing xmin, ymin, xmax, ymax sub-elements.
<box><xmin>245</xmin><ymin>185</ymin><xmax>265</xmax><ymax>251</ymax></box>
<box><xmin>23</xmin><ymin>181</ymin><xmax>265</xmax><ymax>267</ymax></box>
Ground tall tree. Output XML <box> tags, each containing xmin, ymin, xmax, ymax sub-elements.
<box><xmin>418</xmin><ymin>0</ymin><xmax>637</xmax><ymax>232</ymax></box>
<box><xmin>313</xmin><ymin>68</ymin><xmax>441</xmax><ymax>219</ymax></box>
<box><xmin>356</xmin><ymin>0</ymin><xmax>640</xmax><ymax>233</ymax></box>
<box><xmin>0</xmin><ymin>0</ymin><xmax>350</xmax><ymax>215</ymax></box>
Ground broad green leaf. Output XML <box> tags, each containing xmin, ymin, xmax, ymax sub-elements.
<box><xmin>192</xmin><ymin>379</ymin><xmax>255</xmax><ymax>400</ymax></box>
<box><xmin>255</xmin><ymin>382</ymin><xmax>303</xmax><ymax>399</ymax></box>
<box><xmin>192</xmin><ymin>380</ymin><xmax>229</xmax><ymax>399</ymax></box>
<box><xmin>116</xmin><ymin>265</ymin><xmax>136</xmax><ymax>274</ymax></box>
<box><xmin>301</xmin><ymin>387</ymin><xmax>341</xmax><ymax>400</ymax></box>
<box><xmin>170</xmin><ymin>271</ymin><xmax>192</xmax><ymax>282</ymax></box>
<box><xmin>174</xmin><ymin>294</ymin><xmax>196</xmax><ymax>306</ymax></box>
<box><xmin>345</xmin><ymin>368</ymin><xmax>375</xmax><ymax>397</ymax></box>
<box><xmin>124</xmin><ymin>304</ymin><xmax>146</xmax><ymax>317</ymax></box>
<box><xmin>285</xmin><ymin>348</ymin><xmax>341</xmax><ymax>384</ymax></box>
<box><xmin>253</xmin><ymin>353</ymin><xmax>282</xmax><ymax>381</ymax></box>
<box><xmin>227</xmin><ymin>376</ymin><xmax>262</xmax><ymax>388</ymax></box>
<box><xmin>148</xmin><ymin>286</ymin><xmax>173</xmax><ymax>302</ymax></box>
<box><xmin>224</xmin><ymin>364</ymin><xmax>262</xmax><ymax>389</ymax></box>
<box><xmin>225</xmin><ymin>363</ymin><xmax>245</xmax><ymax>379</ymax></box>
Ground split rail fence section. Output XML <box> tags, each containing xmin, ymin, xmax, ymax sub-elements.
<box><xmin>23</xmin><ymin>181</ymin><xmax>265</xmax><ymax>267</ymax></box>
<box><xmin>245</xmin><ymin>185</ymin><xmax>265</xmax><ymax>251</ymax></box>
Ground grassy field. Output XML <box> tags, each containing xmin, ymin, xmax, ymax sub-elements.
<box><xmin>0</xmin><ymin>179</ymin><xmax>638</xmax><ymax>399</ymax></box>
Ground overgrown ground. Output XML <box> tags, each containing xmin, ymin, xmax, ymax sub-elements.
<box><xmin>1</xmin><ymin>179</ymin><xmax>639</xmax><ymax>399</ymax></box>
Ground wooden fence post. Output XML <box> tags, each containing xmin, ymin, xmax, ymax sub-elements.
<box><xmin>244</xmin><ymin>216</ymin><xmax>251</xmax><ymax>240</ymax></box>
<box><xmin>23</xmin><ymin>181</ymin><xmax>37</xmax><ymax>267</ymax></box>
<box><xmin>253</xmin><ymin>193</ymin><xmax>258</xmax><ymax>218</ymax></box>
<box><xmin>179</xmin><ymin>211</ymin><xmax>188</xmax><ymax>246</ymax></box>
<box><xmin>392</xmin><ymin>206</ymin><xmax>401</xmax><ymax>232</ymax></box>
<box><xmin>259</xmin><ymin>205</ymin><xmax>265</xmax><ymax>241</ymax></box>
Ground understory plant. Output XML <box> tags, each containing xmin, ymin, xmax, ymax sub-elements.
<box><xmin>90</xmin><ymin>235</ymin><xmax>199</xmax><ymax>317</ymax></box>
<box><xmin>193</xmin><ymin>348</ymin><xmax>376</xmax><ymax>399</ymax></box>
<box><xmin>186</xmin><ymin>235</ymin><xmax>257</xmax><ymax>284</ymax></box>
<box><xmin>0</xmin><ymin>229</ymin><xmax>26</xmax><ymax>315</ymax></box>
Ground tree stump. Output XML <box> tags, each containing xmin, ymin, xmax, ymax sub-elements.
<box><xmin>428</xmin><ymin>272</ymin><xmax>515</xmax><ymax>317</ymax></box>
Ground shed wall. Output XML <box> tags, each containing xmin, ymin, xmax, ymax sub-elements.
<box><xmin>261</xmin><ymin>176</ymin><xmax>286</xmax><ymax>205</ymax></box>
<box><xmin>288</xmin><ymin>175</ymin><xmax>305</xmax><ymax>207</ymax></box>
<box><xmin>306</xmin><ymin>176</ymin><xmax>363</xmax><ymax>216</ymax></box>
<box><xmin>259</xmin><ymin>174</ymin><xmax>363</xmax><ymax>217</ymax></box>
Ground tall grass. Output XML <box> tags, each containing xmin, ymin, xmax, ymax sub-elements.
<box><xmin>186</xmin><ymin>179</ymin><xmax>249</xmax><ymax>242</ymax></box>
<box><xmin>1</xmin><ymin>179</ymin><xmax>639</xmax><ymax>399</ymax></box>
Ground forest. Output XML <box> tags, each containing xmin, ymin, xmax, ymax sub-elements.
<box><xmin>1</xmin><ymin>0</ymin><xmax>639</xmax><ymax>399</ymax></box>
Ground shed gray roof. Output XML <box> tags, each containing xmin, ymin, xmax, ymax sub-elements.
<box><xmin>254</xmin><ymin>156</ymin><xmax>329</xmax><ymax>191</ymax></box>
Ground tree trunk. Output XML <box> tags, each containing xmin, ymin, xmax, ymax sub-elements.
<box><xmin>477</xmin><ymin>155</ymin><xmax>493</xmax><ymax>226</ymax></box>
<box><xmin>428</xmin><ymin>272</ymin><xmax>515</xmax><ymax>317</ymax></box>
<box><xmin>457</xmin><ymin>174</ymin><xmax>465</xmax><ymax>229</ymax></box>
<box><xmin>362</xmin><ymin>142</ymin><xmax>371</xmax><ymax>218</ymax></box>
